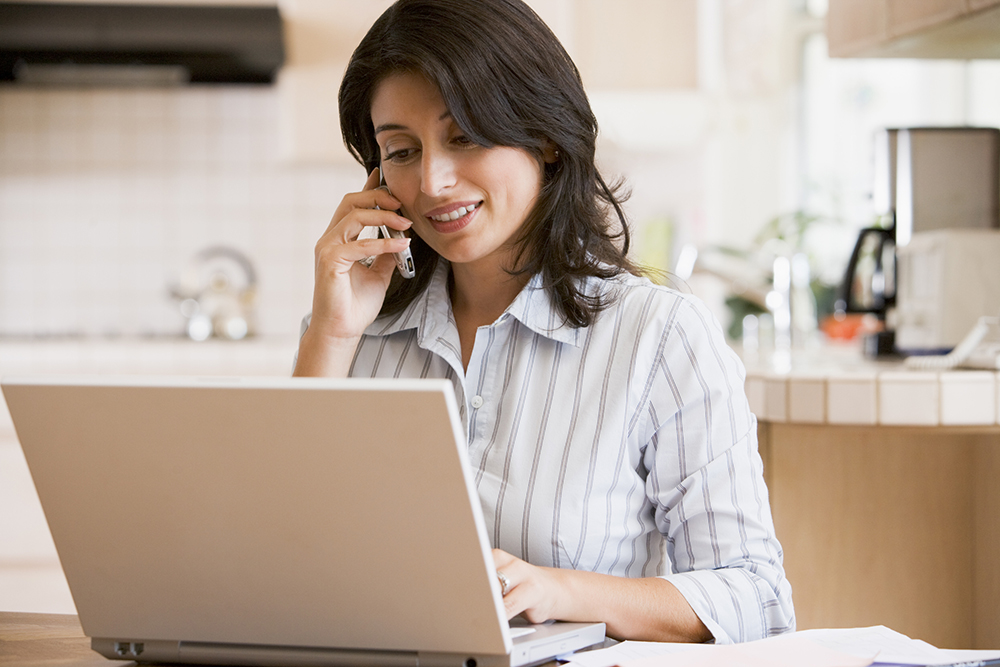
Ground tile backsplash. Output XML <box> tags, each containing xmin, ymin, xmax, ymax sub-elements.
<box><xmin>0</xmin><ymin>86</ymin><xmax>363</xmax><ymax>339</ymax></box>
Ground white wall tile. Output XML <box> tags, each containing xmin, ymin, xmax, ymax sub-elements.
<box><xmin>788</xmin><ymin>375</ymin><xmax>826</xmax><ymax>423</ymax></box>
<box><xmin>0</xmin><ymin>88</ymin><xmax>394</xmax><ymax>339</ymax></box>
<box><xmin>742</xmin><ymin>376</ymin><xmax>763</xmax><ymax>420</ymax></box>
<box><xmin>939</xmin><ymin>371</ymin><xmax>997</xmax><ymax>425</ymax></box>
<box><xmin>0</xmin><ymin>90</ymin><xmax>38</xmax><ymax>121</ymax></box>
<box><xmin>878</xmin><ymin>371</ymin><xmax>940</xmax><ymax>426</ymax></box>
<box><xmin>763</xmin><ymin>375</ymin><xmax>788</xmax><ymax>422</ymax></box>
<box><xmin>1</xmin><ymin>130</ymin><xmax>38</xmax><ymax>165</ymax></box>
<box><xmin>827</xmin><ymin>371</ymin><xmax>878</xmax><ymax>425</ymax></box>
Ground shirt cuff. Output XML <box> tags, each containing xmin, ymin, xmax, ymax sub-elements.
<box><xmin>660</xmin><ymin>568</ymin><xmax>776</xmax><ymax>645</ymax></box>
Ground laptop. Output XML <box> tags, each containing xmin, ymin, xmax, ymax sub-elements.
<box><xmin>2</xmin><ymin>375</ymin><xmax>605</xmax><ymax>667</ymax></box>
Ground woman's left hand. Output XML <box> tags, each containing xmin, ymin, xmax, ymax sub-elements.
<box><xmin>492</xmin><ymin>548</ymin><xmax>712</xmax><ymax>642</ymax></box>
<box><xmin>492</xmin><ymin>548</ymin><xmax>565</xmax><ymax>624</ymax></box>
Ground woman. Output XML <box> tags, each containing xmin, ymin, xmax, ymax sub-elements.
<box><xmin>294</xmin><ymin>0</ymin><xmax>794</xmax><ymax>644</ymax></box>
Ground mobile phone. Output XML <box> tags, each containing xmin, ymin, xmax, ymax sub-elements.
<box><xmin>377</xmin><ymin>175</ymin><xmax>415</xmax><ymax>279</ymax></box>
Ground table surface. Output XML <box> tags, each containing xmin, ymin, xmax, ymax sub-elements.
<box><xmin>0</xmin><ymin>612</ymin><xmax>118</xmax><ymax>667</ymax></box>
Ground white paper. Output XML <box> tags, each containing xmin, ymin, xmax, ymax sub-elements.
<box><xmin>625</xmin><ymin>634</ymin><xmax>874</xmax><ymax>667</ymax></box>
<box><xmin>562</xmin><ymin>626</ymin><xmax>1000</xmax><ymax>667</ymax></box>
<box><xmin>795</xmin><ymin>626</ymin><xmax>1000</xmax><ymax>666</ymax></box>
<box><xmin>564</xmin><ymin>634</ymin><xmax>872</xmax><ymax>667</ymax></box>
<box><xmin>563</xmin><ymin>639</ymin><xmax>710</xmax><ymax>667</ymax></box>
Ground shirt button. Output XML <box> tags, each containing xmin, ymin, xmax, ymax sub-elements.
<box><xmin>471</xmin><ymin>395</ymin><xmax>484</xmax><ymax>409</ymax></box>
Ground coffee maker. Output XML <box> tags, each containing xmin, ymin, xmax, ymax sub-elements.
<box><xmin>838</xmin><ymin>126</ymin><xmax>1000</xmax><ymax>357</ymax></box>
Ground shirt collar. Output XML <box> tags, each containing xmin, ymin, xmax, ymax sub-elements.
<box><xmin>364</xmin><ymin>259</ymin><xmax>453</xmax><ymax>346</ymax></box>
<box><xmin>504</xmin><ymin>272</ymin><xmax>581</xmax><ymax>346</ymax></box>
<box><xmin>365</xmin><ymin>261</ymin><xmax>582</xmax><ymax>347</ymax></box>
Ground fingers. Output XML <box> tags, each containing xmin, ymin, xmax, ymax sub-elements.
<box><xmin>315</xmin><ymin>169</ymin><xmax>411</xmax><ymax>274</ymax></box>
<box><xmin>365</xmin><ymin>165</ymin><xmax>381</xmax><ymax>190</ymax></box>
<box><xmin>307</xmin><ymin>169</ymin><xmax>409</xmax><ymax>331</ymax></box>
<box><xmin>326</xmin><ymin>207</ymin><xmax>410</xmax><ymax>245</ymax></box>
<box><xmin>492</xmin><ymin>549</ymin><xmax>557</xmax><ymax>625</ymax></box>
<box><xmin>315</xmin><ymin>232</ymin><xmax>410</xmax><ymax>280</ymax></box>
<box><xmin>493</xmin><ymin>548</ymin><xmax>516</xmax><ymax>569</ymax></box>
<box><xmin>330</xmin><ymin>168</ymin><xmax>406</xmax><ymax>235</ymax></box>
<box><xmin>498</xmin><ymin>564</ymin><xmax>540</xmax><ymax>622</ymax></box>
<box><xmin>493</xmin><ymin>549</ymin><xmax>517</xmax><ymax>600</ymax></box>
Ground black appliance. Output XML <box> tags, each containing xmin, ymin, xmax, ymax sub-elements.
<box><xmin>0</xmin><ymin>2</ymin><xmax>285</xmax><ymax>85</ymax></box>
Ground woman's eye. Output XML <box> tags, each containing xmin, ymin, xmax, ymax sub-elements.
<box><xmin>385</xmin><ymin>148</ymin><xmax>417</xmax><ymax>163</ymax></box>
<box><xmin>453</xmin><ymin>135</ymin><xmax>476</xmax><ymax>148</ymax></box>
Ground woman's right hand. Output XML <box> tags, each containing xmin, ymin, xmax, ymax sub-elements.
<box><xmin>293</xmin><ymin>168</ymin><xmax>412</xmax><ymax>377</ymax></box>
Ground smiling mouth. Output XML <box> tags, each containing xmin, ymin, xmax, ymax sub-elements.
<box><xmin>428</xmin><ymin>202</ymin><xmax>481</xmax><ymax>223</ymax></box>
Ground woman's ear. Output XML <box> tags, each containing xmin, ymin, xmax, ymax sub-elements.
<box><xmin>542</xmin><ymin>140</ymin><xmax>559</xmax><ymax>164</ymax></box>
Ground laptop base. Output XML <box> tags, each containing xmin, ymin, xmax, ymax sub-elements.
<box><xmin>94</xmin><ymin>621</ymin><xmax>606</xmax><ymax>667</ymax></box>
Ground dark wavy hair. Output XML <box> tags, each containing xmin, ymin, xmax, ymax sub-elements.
<box><xmin>339</xmin><ymin>0</ymin><xmax>641</xmax><ymax>328</ymax></box>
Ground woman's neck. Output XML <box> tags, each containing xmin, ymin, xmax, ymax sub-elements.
<box><xmin>449</xmin><ymin>260</ymin><xmax>531</xmax><ymax>370</ymax></box>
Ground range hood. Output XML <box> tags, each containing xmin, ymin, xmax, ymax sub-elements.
<box><xmin>0</xmin><ymin>2</ymin><xmax>285</xmax><ymax>86</ymax></box>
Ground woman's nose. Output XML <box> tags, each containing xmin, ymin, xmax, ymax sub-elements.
<box><xmin>420</xmin><ymin>150</ymin><xmax>456</xmax><ymax>197</ymax></box>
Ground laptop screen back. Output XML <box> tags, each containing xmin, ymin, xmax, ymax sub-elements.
<box><xmin>3</xmin><ymin>376</ymin><xmax>510</xmax><ymax>657</ymax></box>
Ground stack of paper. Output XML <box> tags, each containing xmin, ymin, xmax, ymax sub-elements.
<box><xmin>564</xmin><ymin>626</ymin><xmax>1000</xmax><ymax>667</ymax></box>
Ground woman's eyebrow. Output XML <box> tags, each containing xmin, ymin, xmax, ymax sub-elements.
<box><xmin>374</xmin><ymin>111</ymin><xmax>452</xmax><ymax>136</ymax></box>
<box><xmin>374</xmin><ymin>123</ymin><xmax>406</xmax><ymax>135</ymax></box>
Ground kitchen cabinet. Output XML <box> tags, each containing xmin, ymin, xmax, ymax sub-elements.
<box><xmin>827</xmin><ymin>0</ymin><xmax>1000</xmax><ymax>58</ymax></box>
<box><xmin>889</xmin><ymin>0</ymin><xmax>970</xmax><ymax>36</ymax></box>
<box><xmin>746</xmin><ymin>350</ymin><xmax>1000</xmax><ymax>649</ymax></box>
<box><xmin>762</xmin><ymin>422</ymin><xmax>1000</xmax><ymax>650</ymax></box>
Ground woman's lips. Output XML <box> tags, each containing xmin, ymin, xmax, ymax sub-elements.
<box><xmin>425</xmin><ymin>201</ymin><xmax>482</xmax><ymax>234</ymax></box>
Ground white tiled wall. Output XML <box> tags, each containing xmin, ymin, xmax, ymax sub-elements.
<box><xmin>0</xmin><ymin>86</ymin><xmax>366</xmax><ymax>339</ymax></box>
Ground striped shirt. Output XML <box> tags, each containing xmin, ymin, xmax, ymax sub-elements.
<box><xmin>308</xmin><ymin>260</ymin><xmax>794</xmax><ymax>643</ymax></box>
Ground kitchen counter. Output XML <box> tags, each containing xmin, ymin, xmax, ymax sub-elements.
<box><xmin>0</xmin><ymin>336</ymin><xmax>299</xmax><ymax>380</ymax></box>
<box><xmin>743</xmin><ymin>344</ymin><xmax>1000</xmax><ymax>427</ymax></box>
<box><xmin>748</xmin><ymin>345</ymin><xmax>1000</xmax><ymax>650</ymax></box>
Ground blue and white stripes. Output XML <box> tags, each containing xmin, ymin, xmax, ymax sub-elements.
<box><xmin>335</xmin><ymin>260</ymin><xmax>795</xmax><ymax>643</ymax></box>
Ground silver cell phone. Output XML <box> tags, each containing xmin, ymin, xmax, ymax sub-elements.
<box><xmin>377</xmin><ymin>176</ymin><xmax>415</xmax><ymax>279</ymax></box>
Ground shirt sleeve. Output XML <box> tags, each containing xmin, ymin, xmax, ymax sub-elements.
<box><xmin>642</xmin><ymin>295</ymin><xmax>795</xmax><ymax>643</ymax></box>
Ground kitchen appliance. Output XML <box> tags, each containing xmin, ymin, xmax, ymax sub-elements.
<box><xmin>838</xmin><ymin>126</ymin><xmax>1000</xmax><ymax>356</ymax></box>
<box><xmin>895</xmin><ymin>229</ymin><xmax>1000</xmax><ymax>355</ymax></box>
<box><xmin>888</xmin><ymin>127</ymin><xmax>1000</xmax><ymax>246</ymax></box>
<box><xmin>171</xmin><ymin>246</ymin><xmax>257</xmax><ymax>341</ymax></box>
<box><xmin>0</xmin><ymin>2</ymin><xmax>284</xmax><ymax>86</ymax></box>
<box><xmin>837</xmin><ymin>224</ymin><xmax>897</xmax><ymax>356</ymax></box>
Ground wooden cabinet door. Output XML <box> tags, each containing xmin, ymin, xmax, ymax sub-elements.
<box><xmin>826</xmin><ymin>0</ymin><xmax>888</xmax><ymax>57</ymax></box>
<box><xmin>886</xmin><ymin>0</ymin><xmax>966</xmax><ymax>37</ymax></box>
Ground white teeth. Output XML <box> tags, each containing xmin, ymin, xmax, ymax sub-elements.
<box><xmin>431</xmin><ymin>202</ymin><xmax>478</xmax><ymax>222</ymax></box>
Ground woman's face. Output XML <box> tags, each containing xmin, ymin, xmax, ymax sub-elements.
<box><xmin>370</xmin><ymin>72</ymin><xmax>544</xmax><ymax>272</ymax></box>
